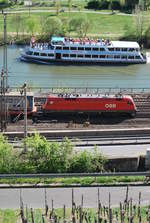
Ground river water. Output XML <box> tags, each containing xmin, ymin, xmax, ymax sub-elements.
<box><xmin>1</xmin><ymin>45</ymin><xmax>150</xmax><ymax>89</ymax></box>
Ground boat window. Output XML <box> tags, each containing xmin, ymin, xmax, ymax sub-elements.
<box><xmin>70</xmin><ymin>54</ymin><xmax>76</xmax><ymax>58</ymax></box>
<box><xmin>128</xmin><ymin>56</ymin><xmax>134</xmax><ymax>59</ymax></box>
<box><xmin>99</xmin><ymin>55</ymin><xmax>106</xmax><ymax>58</ymax></box>
<box><xmin>78</xmin><ymin>47</ymin><xmax>84</xmax><ymax>51</ymax></box>
<box><xmin>63</xmin><ymin>47</ymin><xmax>69</xmax><ymax>50</ymax></box>
<box><xmin>108</xmin><ymin>48</ymin><xmax>114</xmax><ymax>51</ymax></box>
<box><xmin>122</xmin><ymin>55</ymin><xmax>127</xmax><ymax>59</ymax></box>
<box><xmin>48</xmin><ymin>54</ymin><xmax>54</xmax><ymax>57</ymax></box>
<box><xmin>26</xmin><ymin>51</ymin><xmax>33</xmax><ymax>55</ymax></box>
<box><xmin>122</xmin><ymin>48</ymin><xmax>127</xmax><ymax>51</ymax></box>
<box><xmin>114</xmin><ymin>55</ymin><xmax>120</xmax><ymax>59</ymax></box>
<box><xmin>93</xmin><ymin>48</ymin><xmax>99</xmax><ymax>51</ymax></box>
<box><xmin>85</xmin><ymin>47</ymin><xmax>91</xmax><ymax>51</ymax></box>
<box><xmin>63</xmin><ymin>54</ymin><xmax>69</xmax><ymax>57</ymax></box>
<box><xmin>135</xmin><ymin>56</ymin><xmax>141</xmax><ymax>59</ymax></box>
<box><xmin>136</xmin><ymin>48</ymin><xmax>139</xmax><ymax>52</ymax></box>
<box><xmin>107</xmin><ymin>55</ymin><xmax>114</xmax><ymax>58</ymax></box>
<box><xmin>128</xmin><ymin>48</ymin><xmax>135</xmax><ymax>52</ymax></box>
<box><xmin>92</xmin><ymin>55</ymin><xmax>98</xmax><ymax>58</ymax></box>
<box><xmin>56</xmin><ymin>46</ymin><xmax>62</xmax><ymax>50</ymax></box>
<box><xmin>100</xmin><ymin>48</ymin><xmax>105</xmax><ymax>51</ymax></box>
<box><xmin>116</xmin><ymin>48</ymin><xmax>120</xmax><ymax>51</ymax></box>
<box><xmin>40</xmin><ymin>53</ymin><xmax>47</xmax><ymax>57</ymax></box>
<box><xmin>77</xmin><ymin>54</ymin><xmax>84</xmax><ymax>58</ymax></box>
<box><xmin>70</xmin><ymin>47</ymin><xmax>77</xmax><ymax>50</ymax></box>
<box><xmin>34</xmin><ymin>52</ymin><xmax>39</xmax><ymax>56</ymax></box>
<box><xmin>85</xmin><ymin>55</ymin><xmax>91</xmax><ymax>58</ymax></box>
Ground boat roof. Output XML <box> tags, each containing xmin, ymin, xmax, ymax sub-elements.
<box><xmin>51</xmin><ymin>39</ymin><xmax>140</xmax><ymax>49</ymax></box>
<box><xmin>51</xmin><ymin>37</ymin><xmax>65</xmax><ymax>43</ymax></box>
<box><xmin>111</xmin><ymin>41</ymin><xmax>140</xmax><ymax>48</ymax></box>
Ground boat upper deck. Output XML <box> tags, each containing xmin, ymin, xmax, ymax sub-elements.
<box><xmin>51</xmin><ymin>37</ymin><xmax>140</xmax><ymax>49</ymax></box>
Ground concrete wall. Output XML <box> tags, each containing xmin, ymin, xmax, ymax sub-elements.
<box><xmin>106</xmin><ymin>157</ymin><xmax>140</xmax><ymax>172</ymax></box>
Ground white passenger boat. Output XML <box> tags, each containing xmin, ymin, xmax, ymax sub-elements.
<box><xmin>20</xmin><ymin>36</ymin><xmax>147</xmax><ymax>65</ymax></box>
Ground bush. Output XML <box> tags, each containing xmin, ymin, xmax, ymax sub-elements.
<box><xmin>87</xmin><ymin>0</ymin><xmax>121</xmax><ymax>10</ymax></box>
<box><xmin>26</xmin><ymin>134</ymin><xmax>73</xmax><ymax>173</ymax></box>
<box><xmin>0</xmin><ymin>134</ymin><xmax>16</xmax><ymax>173</ymax></box>
<box><xmin>70</xmin><ymin>148</ymin><xmax>106</xmax><ymax>173</ymax></box>
<box><xmin>111</xmin><ymin>0</ymin><xmax>121</xmax><ymax>10</ymax></box>
<box><xmin>87</xmin><ymin>0</ymin><xmax>100</xmax><ymax>10</ymax></box>
<box><xmin>0</xmin><ymin>133</ymin><xmax>107</xmax><ymax>174</ymax></box>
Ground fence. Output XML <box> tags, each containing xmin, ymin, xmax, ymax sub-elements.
<box><xmin>0</xmin><ymin>172</ymin><xmax>150</xmax><ymax>179</ymax></box>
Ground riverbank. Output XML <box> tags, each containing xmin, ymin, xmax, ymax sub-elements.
<box><xmin>0</xmin><ymin>10</ymin><xmax>149</xmax><ymax>47</ymax></box>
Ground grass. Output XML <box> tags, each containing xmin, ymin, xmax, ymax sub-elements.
<box><xmin>0</xmin><ymin>207</ymin><xmax>149</xmax><ymax>223</ymax></box>
<box><xmin>0</xmin><ymin>209</ymin><xmax>18</xmax><ymax>223</ymax></box>
<box><xmin>0</xmin><ymin>9</ymin><xmax>149</xmax><ymax>39</ymax></box>
<box><xmin>0</xmin><ymin>12</ymin><xmax>135</xmax><ymax>38</ymax></box>
<box><xmin>0</xmin><ymin>176</ymin><xmax>146</xmax><ymax>186</ymax></box>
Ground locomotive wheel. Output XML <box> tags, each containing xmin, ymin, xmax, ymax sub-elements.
<box><xmin>130</xmin><ymin>111</ymin><xmax>136</xmax><ymax>118</ymax></box>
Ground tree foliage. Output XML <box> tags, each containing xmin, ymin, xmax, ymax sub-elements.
<box><xmin>0</xmin><ymin>134</ymin><xmax>15</xmax><ymax>173</ymax></box>
<box><xmin>41</xmin><ymin>16</ymin><xmax>62</xmax><ymax>38</ymax></box>
<box><xmin>69</xmin><ymin>15</ymin><xmax>91</xmax><ymax>37</ymax></box>
<box><xmin>0</xmin><ymin>133</ymin><xmax>106</xmax><ymax>174</ymax></box>
<box><xmin>26</xmin><ymin>17</ymin><xmax>37</xmax><ymax>36</ymax></box>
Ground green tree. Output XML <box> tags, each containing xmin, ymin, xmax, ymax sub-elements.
<box><xmin>11</xmin><ymin>14</ymin><xmax>23</xmax><ymax>38</ymax></box>
<box><xmin>55</xmin><ymin>0</ymin><xmax>61</xmax><ymax>15</ymax></box>
<box><xmin>134</xmin><ymin>4</ymin><xmax>145</xmax><ymax>42</ymax></box>
<box><xmin>143</xmin><ymin>25</ymin><xmax>150</xmax><ymax>47</ymax></box>
<box><xmin>68</xmin><ymin>0</ymin><xmax>72</xmax><ymax>12</ymax></box>
<box><xmin>26</xmin><ymin>17</ymin><xmax>37</xmax><ymax>36</ymax></box>
<box><xmin>41</xmin><ymin>16</ymin><xmax>62</xmax><ymax>39</ymax></box>
<box><xmin>69</xmin><ymin>15</ymin><xmax>91</xmax><ymax>37</ymax></box>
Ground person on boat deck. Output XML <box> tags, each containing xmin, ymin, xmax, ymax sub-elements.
<box><xmin>31</xmin><ymin>36</ymin><xmax>36</xmax><ymax>48</ymax></box>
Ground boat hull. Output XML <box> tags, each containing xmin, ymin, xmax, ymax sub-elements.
<box><xmin>20</xmin><ymin>55</ymin><xmax>146</xmax><ymax>65</ymax></box>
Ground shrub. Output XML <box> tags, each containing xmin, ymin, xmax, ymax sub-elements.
<box><xmin>0</xmin><ymin>134</ymin><xmax>16</xmax><ymax>173</ymax></box>
<box><xmin>87</xmin><ymin>0</ymin><xmax>101</xmax><ymax>10</ymax></box>
<box><xmin>0</xmin><ymin>133</ymin><xmax>107</xmax><ymax>174</ymax></box>
<box><xmin>70</xmin><ymin>148</ymin><xmax>107</xmax><ymax>173</ymax></box>
<box><xmin>26</xmin><ymin>134</ymin><xmax>73</xmax><ymax>173</ymax></box>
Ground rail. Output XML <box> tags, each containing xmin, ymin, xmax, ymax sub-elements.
<box><xmin>3</xmin><ymin>87</ymin><xmax>150</xmax><ymax>94</ymax></box>
<box><xmin>0</xmin><ymin>172</ymin><xmax>150</xmax><ymax>179</ymax></box>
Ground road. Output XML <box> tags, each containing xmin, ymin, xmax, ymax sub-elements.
<box><xmin>1</xmin><ymin>186</ymin><xmax>150</xmax><ymax>209</ymax></box>
<box><xmin>75</xmin><ymin>144</ymin><xmax>149</xmax><ymax>158</ymax></box>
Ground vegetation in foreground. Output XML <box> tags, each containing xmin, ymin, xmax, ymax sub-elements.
<box><xmin>0</xmin><ymin>133</ymin><xmax>106</xmax><ymax>174</ymax></box>
<box><xmin>0</xmin><ymin>133</ymin><xmax>147</xmax><ymax>185</ymax></box>
<box><xmin>0</xmin><ymin>176</ymin><xmax>146</xmax><ymax>185</ymax></box>
<box><xmin>1</xmin><ymin>204</ymin><xmax>150</xmax><ymax>222</ymax></box>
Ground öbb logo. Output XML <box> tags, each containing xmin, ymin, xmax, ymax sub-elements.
<box><xmin>105</xmin><ymin>104</ymin><xmax>116</xmax><ymax>108</ymax></box>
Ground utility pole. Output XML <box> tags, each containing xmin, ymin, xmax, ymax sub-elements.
<box><xmin>0</xmin><ymin>11</ymin><xmax>8</xmax><ymax>132</ymax></box>
<box><xmin>3</xmin><ymin>12</ymin><xmax>8</xmax><ymax>90</ymax></box>
<box><xmin>23</xmin><ymin>82</ymin><xmax>27</xmax><ymax>152</ymax></box>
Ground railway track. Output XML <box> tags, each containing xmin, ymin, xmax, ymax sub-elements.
<box><xmin>9</xmin><ymin>134</ymin><xmax>150</xmax><ymax>147</ymax></box>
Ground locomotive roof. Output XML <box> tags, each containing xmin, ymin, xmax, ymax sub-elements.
<box><xmin>48</xmin><ymin>94</ymin><xmax>132</xmax><ymax>99</ymax></box>
<box><xmin>4</xmin><ymin>91</ymin><xmax>34</xmax><ymax>96</ymax></box>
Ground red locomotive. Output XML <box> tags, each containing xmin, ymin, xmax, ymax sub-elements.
<box><xmin>41</xmin><ymin>93</ymin><xmax>137</xmax><ymax>117</ymax></box>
